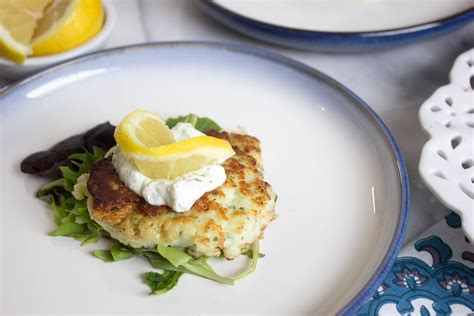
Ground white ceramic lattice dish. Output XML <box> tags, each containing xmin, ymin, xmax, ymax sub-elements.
<box><xmin>419</xmin><ymin>48</ymin><xmax>474</xmax><ymax>241</ymax></box>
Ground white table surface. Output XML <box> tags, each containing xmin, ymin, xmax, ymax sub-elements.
<box><xmin>2</xmin><ymin>0</ymin><xmax>473</xmax><ymax>244</ymax></box>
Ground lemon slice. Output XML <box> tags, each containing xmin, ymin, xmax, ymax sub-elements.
<box><xmin>114</xmin><ymin>109</ymin><xmax>235</xmax><ymax>180</ymax></box>
<box><xmin>0</xmin><ymin>0</ymin><xmax>52</xmax><ymax>63</ymax></box>
<box><xmin>131</xmin><ymin>136</ymin><xmax>235</xmax><ymax>179</ymax></box>
<box><xmin>31</xmin><ymin>0</ymin><xmax>104</xmax><ymax>56</ymax></box>
<box><xmin>115</xmin><ymin>109</ymin><xmax>176</xmax><ymax>151</ymax></box>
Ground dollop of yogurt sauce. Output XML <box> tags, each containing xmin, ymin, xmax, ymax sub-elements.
<box><xmin>112</xmin><ymin>123</ymin><xmax>230</xmax><ymax>212</ymax></box>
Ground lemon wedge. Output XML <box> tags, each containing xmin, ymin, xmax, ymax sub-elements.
<box><xmin>114</xmin><ymin>110</ymin><xmax>235</xmax><ymax>180</ymax></box>
<box><xmin>31</xmin><ymin>0</ymin><xmax>104</xmax><ymax>56</ymax></box>
<box><xmin>0</xmin><ymin>0</ymin><xmax>52</xmax><ymax>63</ymax></box>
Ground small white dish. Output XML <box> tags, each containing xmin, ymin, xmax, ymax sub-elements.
<box><xmin>0</xmin><ymin>0</ymin><xmax>116</xmax><ymax>81</ymax></box>
<box><xmin>419</xmin><ymin>49</ymin><xmax>474</xmax><ymax>241</ymax></box>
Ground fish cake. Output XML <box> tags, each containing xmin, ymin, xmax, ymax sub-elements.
<box><xmin>87</xmin><ymin>131</ymin><xmax>276</xmax><ymax>259</ymax></box>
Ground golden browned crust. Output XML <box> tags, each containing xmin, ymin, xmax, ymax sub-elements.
<box><xmin>87</xmin><ymin>158</ymin><xmax>168</xmax><ymax>217</ymax></box>
<box><xmin>87</xmin><ymin>158</ymin><xmax>139</xmax><ymax>209</ymax></box>
<box><xmin>87</xmin><ymin>131</ymin><xmax>276</xmax><ymax>259</ymax></box>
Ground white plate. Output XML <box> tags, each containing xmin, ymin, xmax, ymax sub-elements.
<box><xmin>419</xmin><ymin>49</ymin><xmax>474</xmax><ymax>241</ymax></box>
<box><xmin>213</xmin><ymin>0</ymin><xmax>473</xmax><ymax>33</ymax></box>
<box><xmin>0</xmin><ymin>42</ymin><xmax>408</xmax><ymax>315</ymax></box>
<box><xmin>198</xmin><ymin>1</ymin><xmax>474</xmax><ymax>51</ymax></box>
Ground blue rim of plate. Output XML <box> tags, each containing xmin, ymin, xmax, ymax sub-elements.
<box><xmin>0</xmin><ymin>41</ymin><xmax>410</xmax><ymax>314</ymax></box>
<box><xmin>196</xmin><ymin>0</ymin><xmax>474</xmax><ymax>51</ymax></box>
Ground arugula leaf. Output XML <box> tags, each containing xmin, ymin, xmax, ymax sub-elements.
<box><xmin>111</xmin><ymin>248</ymin><xmax>134</xmax><ymax>261</ymax></box>
<box><xmin>59</xmin><ymin>147</ymin><xmax>104</xmax><ymax>192</ymax></box>
<box><xmin>110</xmin><ymin>242</ymin><xmax>135</xmax><ymax>261</ymax></box>
<box><xmin>166</xmin><ymin>114</ymin><xmax>222</xmax><ymax>132</ymax></box>
<box><xmin>157</xmin><ymin>245</ymin><xmax>192</xmax><ymax>267</ymax></box>
<box><xmin>49</xmin><ymin>215</ymin><xmax>86</xmax><ymax>236</ymax></box>
<box><xmin>94</xmin><ymin>249</ymin><xmax>134</xmax><ymax>262</ymax></box>
<box><xmin>94</xmin><ymin>242</ymin><xmax>135</xmax><ymax>262</ymax></box>
<box><xmin>183</xmin><ymin>257</ymin><xmax>233</xmax><ymax>285</ymax></box>
<box><xmin>143</xmin><ymin>271</ymin><xmax>183</xmax><ymax>295</ymax></box>
<box><xmin>93</xmin><ymin>250</ymin><xmax>115</xmax><ymax>262</ymax></box>
<box><xmin>241</xmin><ymin>248</ymin><xmax>265</xmax><ymax>259</ymax></box>
<box><xmin>38</xmin><ymin>147</ymin><xmax>107</xmax><ymax>245</ymax></box>
<box><xmin>37</xmin><ymin>178</ymin><xmax>66</xmax><ymax>198</ymax></box>
<box><xmin>74</xmin><ymin>231</ymin><xmax>101</xmax><ymax>246</ymax></box>
<box><xmin>232</xmin><ymin>241</ymin><xmax>260</xmax><ymax>280</ymax></box>
<box><xmin>155</xmin><ymin>246</ymin><xmax>234</xmax><ymax>285</ymax></box>
<box><xmin>50</xmin><ymin>198</ymin><xmax>68</xmax><ymax>225</ymax></box>
<box><xmin>144</xmin><ymin>252</ymin><xmax>189</xmax><ymax>273</ymax></box>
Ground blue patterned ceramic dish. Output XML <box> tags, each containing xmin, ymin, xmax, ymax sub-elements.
<box><xmin>358</xmin><ymin>212</ymin><xmax>473</xmax><ymax>314</ymax></box>
<box><xmin>1</xmin><ymin>42</ymin><xmax>408</xmax><ymax>314</ymax></box>
<box><xmin>197</xmin><ymin>1</ymin><xmax>474</xmax><ymax>51</ymax></box>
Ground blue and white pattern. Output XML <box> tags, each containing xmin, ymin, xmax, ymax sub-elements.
<box><xmin>357</xmin><ymin>213</ymin><xmax>474</xmax><ymax>315</ymax></box>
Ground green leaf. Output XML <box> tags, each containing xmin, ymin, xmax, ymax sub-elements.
<box><xmin>75</xmin><ymin>216</ymin><xmax>88</xmax><ymax>225</ymax></box>
<box><xmin>94</xmin><ymin>242</ymin><xmax>135</xmax><ymax>262</ymax></box>
<box><xmin>59</xmin><ymin>147</ymin><xmax>105</xmax><ymax>192</ymax></box>
<box><xmin>73</xmin><ymin>206</ymin><xmax>92</xmax><ymax>224</ymax></box>
<box><xmin>38</xmin><ymin>194</ymin><xmax>54</xmax><ymax>203</ymax></box>
<box><xmin>166</xmin><ymin>114</ymin><xmax>222</xmax><ymax>132</ymax></box>
<box><xmin>38</xmin><ymin>147</ymin><xmax>106</xmax><ymax>245</ymax></box>
<box><xmin>73</xmin><ymin>231</ymin><xmax>100</xmax><ymax>246</ymax></box>
<box><xmin>144</xmin><ymin>252</ymin><xmax>187</xmax><ymax>273</ymax></box>
<box><xmin>157</xmin><ymin>245</ymin><xmax>192</xmax><ymax>268</ymax></box>
<box><xmin>183</xmin><ymin>257</ymin><xmax>234</xmax><ymax>285</ymax></box>
<box><xmin>49</xmin><ymin>216</ymin><xmax>86</xmax><ymax>236</ymax></box>
<box><xmin>232</xmin><ymin>240</ymin><xmax>260</xmax><ymax>280</ymax></box>
<box><xmin>143</xmin><ymin>271</ymin><xmax>183</xmax><ymax>295</ymax></box>
<box><xmin>37</xmin><ymin>178</ymin><xmax>66</xmax><ymax>198</ymax></box>
<box><xmin>111</xmin><ymin>249</ymin><xmax>134</xmax><ymax>261</ymax></box>
<box><xmin>241</xmin><ymin>248</ymin><xmax>265</xmax><ymax>259</ymax></box>
<box><xmin>50</xmin><ymin>199</ymin><xmax>68</xmax><ymax>225</ymax></box>
<box><xmin>94</xmin><ymin>250</ymin><xmax>115</xmax><ymax>262</ymax></box>
<box><xmin>145</xmin><ymin>249</ymin><xmax>233</xmax><ymax>285</ymax></box>
<box><xmin>194</xmin><ymin>118</ymin><xmax>222</xmax><ymax>133</ymax></box>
